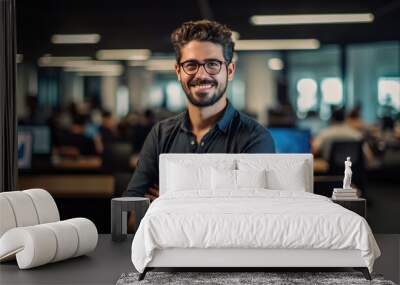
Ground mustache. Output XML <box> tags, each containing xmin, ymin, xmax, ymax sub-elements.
<box><xmin>189</xmin><ymin>79</ymin><xmax>217</xmax><ymax>87</ymax></box>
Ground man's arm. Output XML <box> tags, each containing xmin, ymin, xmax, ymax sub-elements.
<box><xmin>124</xmin><ymin>124</ymin><xmax>159</xmax><ymax>197</ymax></box>
<box><xmin>125</xmin><ymin>125</ymin><xmax>160</xmax><ymax>232</ymax></box>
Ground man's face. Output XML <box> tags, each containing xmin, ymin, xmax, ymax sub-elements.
<box><xmin>175</xmin><ymin>41</ymin><xmax>235</xmax><ymax>107</ymax></box>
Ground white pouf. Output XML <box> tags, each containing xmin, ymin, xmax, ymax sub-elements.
<box><xmin>0</xmin><ymin>189</ymin><xmax>98</xmax><ymax>269</ymax></box>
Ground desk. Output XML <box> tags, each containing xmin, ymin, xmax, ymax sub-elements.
<box><xmin>52</xmin><ymin>155</ymin><xmax>138</xmax><ymax>170</ymax></box>
<box><xmin>53</xmin><ymin>156</ymin><xmax>102</xmax><ymax>169</ymax></box>
<box><xmin>0</xmin><ymin>235</ymin><xmax>134</xmax><ymax>285</ymax></box>
<box><xmin>18</xmin><ymin>174</ymin><xmax>114</xmax><ymax>198</ymax></box>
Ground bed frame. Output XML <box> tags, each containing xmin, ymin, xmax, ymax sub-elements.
<box><xmin>138</xmin><ymin>154</ymin><xmax>372</xmax><ymax>281</ymax></box>
<box><xmin>139</xmin><ymin>248</ymin><xmax>371</xmax><ymax>280</ymax></box>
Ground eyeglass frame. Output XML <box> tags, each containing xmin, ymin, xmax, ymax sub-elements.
<box><xmin>178</xmin><ymin>59</ymin><xmax>229</xmax><ymax>76</ymax></box>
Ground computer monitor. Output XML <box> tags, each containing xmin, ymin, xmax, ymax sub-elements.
<box><xmin>18</xmin><ymin>125</ymin><xmax>51</xmax><ymax>154</ymax></box>
<box><xmin>269</xmin><ymin>128</ymin><xmax>311</xmax><ymax>153</ymax></box>
<box><xmin>18</xmin><ymin>131</ymin><xmax>33</xmax><ymax>169</ymax></box>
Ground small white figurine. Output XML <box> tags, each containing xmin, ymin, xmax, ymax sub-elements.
<box><xmin>343</xmin><ymin>157</ymin><xmax>352</xmax><ymax>189</ymax></box>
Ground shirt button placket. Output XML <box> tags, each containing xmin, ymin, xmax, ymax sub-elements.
<box><xmin>198</xmin><ymin>141</ymin><xmax>205</xmax><ymax>153</ymax></box>
<box><xmin>190</xmin><ymin>140</ymin><xmax>197</xmax><ymax>153</ymax></box>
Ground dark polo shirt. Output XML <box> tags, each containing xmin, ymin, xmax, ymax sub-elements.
<box><xmin>125</xmin><ymin>101</ymin><xmax>275</xmax><ymax>197</ymax></box>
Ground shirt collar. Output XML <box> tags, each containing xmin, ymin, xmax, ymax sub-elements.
<box><xmin>215</xmin><ymin>100</ymin><xmax>234</xmax><ymax>133</ymax></box>
<box><xmin>180</xmin><ymin>100</ymin><xmax>235</xmax><ymax>134</ymax></box>
<box><xmin>180</xmin><ymin>112</ymin><xmax>191</xmax><ymax>133</ymax></box>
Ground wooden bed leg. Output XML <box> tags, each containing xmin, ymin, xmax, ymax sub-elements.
<box><xmin>354</xmin><ymin>267</ymin><xmax>371</xmax><ymax>280</ymax></box>
<box><xmin>138</xmin><ymin>268</ymin><xmax>148</xmax><ymax>281</ymax></box>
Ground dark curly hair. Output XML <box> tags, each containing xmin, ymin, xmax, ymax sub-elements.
<box><xmin>171</xmin><ymin>19</ymin><xmax>235</xmax><ymax>64</ymax></box>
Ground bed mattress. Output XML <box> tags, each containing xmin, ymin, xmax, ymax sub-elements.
<box><xmin>131</xmin><ymin>190</ymin><xmax>380</xmax><ymax>273</ymax></box>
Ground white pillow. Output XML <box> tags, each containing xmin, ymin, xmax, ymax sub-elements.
<box><xmin>211</xmin><ymin>168</ymin><xmax>236</xmax><ymax>190</ymax></box>
<box><xmin>266</xmin><ymin>167</ymin><xmax>306</xmax><ymax>191</ymax></box>
<box><xmin>211</xmin><ymin>169</ymin><xmax>267</xmax><ymax>190</ymax></box>
<box><xmin>167</xmin><ymin>160</ymin><xmax>235</xmax><ymax>192</ymax></box>
<box><xmin>237</xmin><ymin>169</ymin><xmax>267</xmax><ymax>188</ymax></box>
<box><xmin>238</xmin><ymin>159</ymin><xmax>307</xmax><ymax>191</ymax></box>
<box><xmin>167</xmin><ymin>162</ymin><xmax>210</xmax><ymax>191</ymax></box>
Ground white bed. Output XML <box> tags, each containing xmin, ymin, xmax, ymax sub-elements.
<box><xmin>131</xmin><ymin>154</ymin><xmax>380</xmax><ymax>280</ymax></box>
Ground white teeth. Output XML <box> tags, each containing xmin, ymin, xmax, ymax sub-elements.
<box><xmin>195</xmin><ymin>84</ymin><xmax>212</xmax><ymax>88</ymax></box>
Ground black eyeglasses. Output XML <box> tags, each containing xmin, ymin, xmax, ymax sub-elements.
<box><xmin>179</xmin><ymin>60</ymin><xmax>227</xmax><ymax>75</ymax></box>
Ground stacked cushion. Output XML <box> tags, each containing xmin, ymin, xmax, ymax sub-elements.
<box><xmin>0</xmin><ymin>218</ymin><xmax>97</xmax><ymax>269</ymax></box>
<box><xmin>0</xmin><ymin>189</ymin><xmax>59</xmax><ymax>236</ymax></box>
<box><xmin>0</xmin><ymin>189</ymin><xmax>97</xmax><ymax>269</ymax></box>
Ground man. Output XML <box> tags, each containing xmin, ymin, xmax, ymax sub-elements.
<box><xmin>312</xmin><ymin>108</ymin><xmax>363</xmax><ymax>160</ymax></box>
<box><xmin>99</xmin><ymin>110</ymin><xmax>118</xmax><ymax>144</ymax></box>
<box><xmin>125</xmin><ymin>20</ymin><xmax>275</xmax><ymax>201</ymax></box>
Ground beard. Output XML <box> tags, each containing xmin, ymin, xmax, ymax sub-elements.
<box><xmin>181</xmin><ymin>76</ymin><xmax>228</xmax><ymax>107</ymax></box>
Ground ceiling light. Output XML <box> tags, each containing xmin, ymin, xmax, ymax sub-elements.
<box><xmin>97</xmin><ymin>49</ymin><xmax>151</xmax><ymax>60</ymax></box>
<box><xmin>250</xmin><ymin>13</ymin><xmax>374</xmax><ymax>25</ymax></box>
<box><xmin>64</xmin><ymin>63</ymin><xmax>123</xmax><ymax>76</ymax></box>
<box><xmin>76</xmin><ymin>71</ymin><xmax>121</xmax><ymax>77</ymax></box>
<box><xmin>268</xmin><ymin>58</ymin><xmax>284</xmax><ymax>70</ymax></box>
<box><xmin>62</xmin><ymin>60</ymin><xmax>120</xmax><ymax>68</ymax></box>
<box><xmin>51</xmin><ymin>34</ymin><xmax>101</xmax><ymax>44</ymax></box>
<box><xmin>235</xmin><ymin>39</ymin><xmax>320</xmax><ymax>50</ymax></box>
<box><xmin>146</xmin><ymin>59</ymin><xmax>176</xmax><ymax>71</ymax></box>
<box><xmin>38</xmin><ymin>56</ymin><xmax>122</xmax><ymax>76</ymax></box>
<box><xmin>38</xmin><ymin>56</ymin><xmax>92</xmax><ymax>67</ymax></box>
<box><xmin>128</xmin><ymin>58</ymin><xmax>176</xmax><ymax>72</ymax></box>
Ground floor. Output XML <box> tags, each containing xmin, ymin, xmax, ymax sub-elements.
<box><xmin>0</xmin><ymin>235</ymin><xmax>134</xmax><ymax>285</ymax></box>
<box><xmin>374</xmin><ymin>234</ymin><xmax>400</xmax><ymax>284</ymax></box>
<box><xmin>365</xmin><ymin>179</ymin><xmax>400</xmax><ymax>234</ymax></box>
<box><xmin>0</xmin><ymin>234</ymin><xmax>399</xmax><ymax>285</ymax></box>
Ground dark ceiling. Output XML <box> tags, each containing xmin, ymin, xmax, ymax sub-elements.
<box><xmin>17</xmin><ymin>0</ymin><xmax>400</xmax><ymax>61</ymax></box>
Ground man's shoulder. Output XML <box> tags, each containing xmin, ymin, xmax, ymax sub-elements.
<box><xmin>153</xmin><ymin>112</ymin><xmax>185</xmax><ymax>130</ymax></box>
<box><xmin>232</xmin><ymin>110</ymin><xmax>275</xmax><ymax>153</ymax></box>
<box><xmin>235</xmin><ymin>111</ymin><xmax>265</xmax><ymax>133</ymax></box>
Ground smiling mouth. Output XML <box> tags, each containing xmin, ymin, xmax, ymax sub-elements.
<box><xmin>190</xmin><ymin>83</ymin><xmax>216</xmax><ymax>94</ymax></box>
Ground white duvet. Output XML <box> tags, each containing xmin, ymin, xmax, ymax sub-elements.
<box><xmin>131</xmin><ymin>190</ymin><xmax>380</xmax><ymax>273</ymax></box>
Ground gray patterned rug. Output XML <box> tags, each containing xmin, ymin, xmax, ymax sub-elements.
<box><xmin>116</xmin><ymin>271</ymin><xmax>396</xmax><ymax>285</ymax></box>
